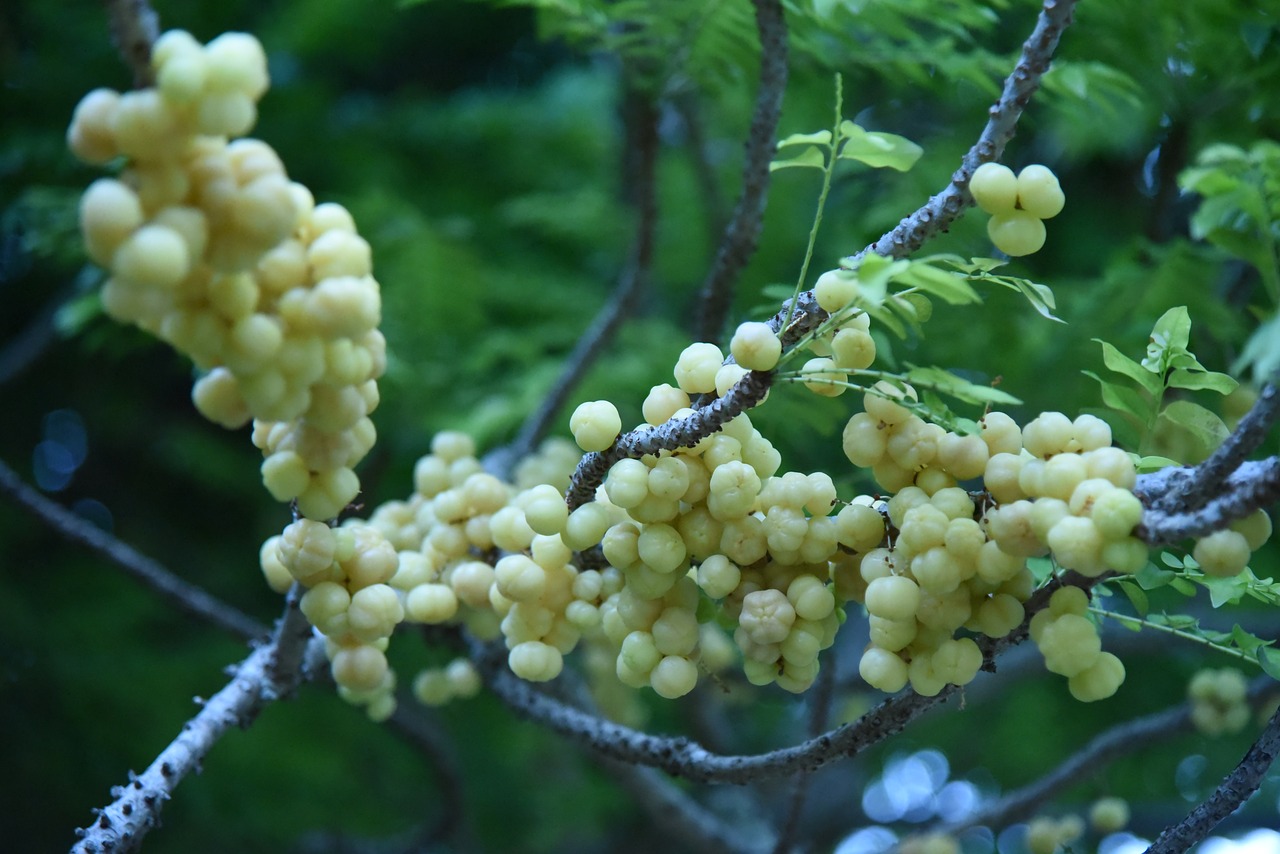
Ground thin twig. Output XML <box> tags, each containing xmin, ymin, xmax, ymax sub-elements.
<box><xmin>604</xmin><ymin>759</ymin><xmax>774</xmax><ymax>854</ymax></box>
<box><xmin>565</xmin><ymin>368</ymin><xmax>773</xmax><ymax>510</ymax></box>
<box><xmin>692</xmin><ymin>0</ymin><xmax>789</xmax><ymax>344</ymax></box>
<box><xmin>773</xmin><ymin>648</ymin><xmax>838</xmax><ymax>854</ymax></box>
<box><xmin>948</xmin><ymin>702</ymin><xmax>1191</xmax><ymax>833</ymax></box>
<box><xmin>848</xmin><ymin>0</ymin><xmax>1079</xmax><ymax>264</ymax></box>
<box><xmin>470</xmin><ymin>573</ymin><xmax>1091</xmax><ymax>785</ymax></box>
<box><xmin>1147</xmin><ymin>703</ymin><xmax>1280</xmax><ymax>853</ymax></box>
<box><xmin>104</xmin><ymin>0</ymin><xmax>159</xmax><ymax>87</ymax></box>
<box><xmin>564</xmin><ymin>1</ymin><xmax>1078</xmax><ymax>505</ymax></box>
<box><xmin>0</xmin><ymin>456</ymin><xmax>266</xmax><ymax>641</ymax></box>
<box><xmin>470</xmin><ymin>631</ymin><xmax>954</xmax><ymax>785</ymax></box>
<box><xmin>72</xmin><ymin>596</ymin><xmax>314</xmax><ymax>853</ymax></box>
<box><xmin>487</xmin><ymin>93</ymin><xmax>661</xmax><ymax>479</ymax></box>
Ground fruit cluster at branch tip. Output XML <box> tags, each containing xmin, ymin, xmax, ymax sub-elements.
<box><xmin>1025</xmin><ymin>813</ymin><xmax>1084</xmax><ymax>854</ymax></box>
<box><xmin>969</xmin><ymin>162</ymin><xmax>1065</xmax><ymax>257</ymax></box>
<box><xmin>70</xmin><ymin>29</ymin><xmax>389</xmax><ymax>713</ymax></box>
<box><xmin>1188</xmin><ymin>667</ymin><xmax>1251</xmax><ymax>735</ymax></box>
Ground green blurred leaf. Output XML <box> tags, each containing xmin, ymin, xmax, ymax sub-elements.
<box><xmin>894</xmin><ymin>262</ymin><xmax>980</xmax><ymax>305</ymax></box>
<box><xmin>1166</xmin><ymin>367</ymin><xmax>1239</xmax><ymax>394</ymax></box>
<box><xmin>1158</xmin><ymin>400</ymin><xmax>1230</xmax><ymax>452</ymax></box>
<box><xmin>1094</xmin><ymin>338</ymin><xmax>1161</xmax><ymax>396</ymax></box>
<box><xmin>777</xmin><ymin>129</ymin><xmax>833</xmax><ymax>148</ymax></box>
<box><xmin>1119</xmin><ymin>580</ymin><xmax>1149</xmax><ymax>616</ymax></box>
<box><xmin>1142</xmin><ymin>306</ymin><xmax>1192</xmax><ymax>371</ymax></box>
<box><xmin>1083</xmin><ymin>371</ymin><xmax>1150</xmax><ymax>421</ymax></box>
<box><xmin>836</xmin><ymin>123</ymin><xmax>923</xmax><ymax>171</ymax></box>
<box><xmin>770</xmin><ymin>146</ymin><xmax>827</xmax><ymax>171</ymax></box>
<box><xmin>1259</xmin><ymin>647</ymin><xmax>1280</xmax><ymax>681</ymax></box>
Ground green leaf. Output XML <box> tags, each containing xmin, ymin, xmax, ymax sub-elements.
<box><xmin>770</xmin><ymin>146</ymin><xmax>826</xmax><ymax>172</ymax></box>
<box><xmin>53</xmin><ymin>292</ymin><xmax>103</xmax><ymax>338</ymax></box>
<box><xmin>904</xmin><ymin>364</ymin><xmax>1021</xmax><ymax>406</ymax></box>
<box><xmin>1200</xmin><ymin>574</ymin><xmax>1248</xmax><ymax>608</ymax></box>
<box><xmin>1233</xmin><ymin>311</ymin><xmax>1280</xmax><ymax>383</ymax></box>
<box><xmin>1141</xmin><ymin>306</ymin><xmax>1192</xmax><ymax>371</ymax></box>
<box><xmin>1094</xmin><ymin>338</ymin><xmax>1161</xmax><ymax>396</ymax></box>
<box><xmin>777</xmin><ymin>129</ymin><xmax>833</xmax><ymax>149</ymax></box>
<box><xmin>1119</xmin><ymin>581</ymin><xmax>1149</xmax><ymax>616</ymax></box>
<box><xmin>837</xmin><ymin>123</ymin><xmax>923</xmax><ymax>171</ymax></box>
<box><xmin>894</xmin><ymin>262</ymin><xmax>981</xmax><ymax>305</ymax></box>
<box><xmin>1136</xmin><ymin>562</ymin><xmax>1177</xmax><ymax>590</ymax></box>
<box><xmin>1166</xmin><ymin>368</ymin><xmax>1239</xmax><ymax>395</ymax></box>
<box><xmin>1158</xmin><ymin>400</ymin><xmax>1231</xmax><ymax>453</ymax></box>
<box><xmin>1136</xmin><ymin>455</ymin><xmax>1182</xmax><ymax>473</ymax></box>
<box><xmin>1229</xmin><ymin>624</ymin><xmax>1268</xmax><ymax>654</ymax></box>
<box><xmin>1259</xmin><ymin>647</ymin><xmax>1280</xmax><ymax>681</ymax></box>
<box><xmin>899</xmin><ymin>293</ymin><xmax>933</xmax><ymax>323</ymax></box>
<box><xmin>1083</xmin><ymin>371</ymin><xmax>1151</xmax><ymax>421</ymax></box>
<box><xmin>1169</xmin><ymin>578</ymin><xmax>1197</xmax><ymax>596</ymax></box>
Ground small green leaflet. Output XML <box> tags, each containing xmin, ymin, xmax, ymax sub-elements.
<box><xmin>893</xmin><ymin>261</ymin><xmax>980</xmax><ymax>305</ymax></box>
<box><xmin>1081</xmin><ymin>371</ymin><xmax>1150</xmax><ymax>422</ymax></box>
<box><xmin>770</xmin><ymin>146</ymin><xmax>826</xmax><ymax>172</ymax></box>
<box><xmin>836</xmin><ymin>121</ymin><xmax>923</xmax><ymax>171</ymax></box>
<box><xmin>1094</xmin><ymin>338</ymin><xmax>1160</xmax><ymax>396</ymax></box>
<box><xmin>1158</xmin><ymin>400</ymin><xmax>1230</xmax><ymax>453</ymax></box>
<box><xmin>1259</xmin><ymin>648</ymin><xmax>1280</xmax><ymax>681</ymax></box>
<box><xmin>777</xmin><ymin>130</ymin><xmax>833</xmax><ymax>148</ymax></box>
<box><xmin>1141</xmin><ymin>306</ymin><xmax>1192</xmax><ymax>372</ymax></box>
<box><xmin>904</xmin><ymin>364</ymin><xmax>1021</xmax><ymax>406</ymax></box>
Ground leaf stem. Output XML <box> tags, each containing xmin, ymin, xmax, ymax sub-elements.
<box><xmin>783</xmin><ymin>74</ymin><xmax>843</xmax><ymax>333</ymax></box>
<box><xmin>1090</xmin><ymin>607</ymin><xmax>1259</xmax><ymax>666</ymax></box>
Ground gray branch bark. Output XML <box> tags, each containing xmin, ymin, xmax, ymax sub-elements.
<box><xmin>0</xmin><ymin>457</ymin><xmax>266</xmax><ymax>641</ymax></box>
<box><xmin>72</xmin><ymin>597</ymin><xmax>317</xmax><ymax>852</ymax></box>
<box><xmin>1147</xmin><ymin>702</ymin><xmax>1280</xmax><ymax>853</ymax></box>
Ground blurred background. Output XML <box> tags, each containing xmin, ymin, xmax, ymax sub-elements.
<box><xmin>2</xmin><ymin>0</ymin><xmax>1279</xmax><ymax>850</ymax></box>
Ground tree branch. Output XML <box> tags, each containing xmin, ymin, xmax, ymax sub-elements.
<box><xmin>1147</xmin><ymin>701</ymin><xmax>1280</xmax><ymax>853</ymax></box>
<box><xmin>950</xmin><ymin>701</ymin><xmax>1192</xmax><ymax>833</ymax></box>
<box><xmin>486</xmin><ymin>92</ymin><xmax>661</xmax><ymax>480</ymax></box>
<box><xmin>692</xmin><ymin>0</ymin><xmax>788</xmax><ymax>344</ymax></box>
<box><xmin>72</xmin><ymin>596</ymin><xmax>315</xmax><ymax>853</ymax></box>
<box><xmin>563</xmin><ymin>1</ymin><xmax>1080</xmax><ymax>507</ymax></box>
<box><xmin>604</xmin><ymin>759</ymin><xmax>774</xmax><ymax>854</ymax></box>
<box><xmin>0</xmin><ymin>456</ymin><xmax>266</xmax><ymax>641</ymax></box>
<box><xmin>565</xmin><ymin>368</ymin><xmax>773</xmax><ymax>510</ymax></box>
<box><xmin>773</xmin><ymin>649</ymin><xmax>837</xmax><ymax>854</ymax></box>
<box><xmin>472</xmin><ymin>634</ymin><xmax>955</xmax><ymax>784</ymax></box>
<box><xmin>849</xmin><ymin>0</ymin><xmax>1079</xmax><ymax>264</ymax></box>
<box><xmin>104</xmin><ymin>0</ymin><xmax>159</xmax><ymax>87</ymax></box>
<box><xmin>1138</xmin><ymin>457</ymin><xmax>1280</xmax><ymax>547</ymax></box>
<box><xmin>1136</xmin><ymin>380</ymin><xmax>1280</xmax><ymax>518</ymax></box>
<box><xmin>470</xmin><ymin>574</ymin><xmax>1088</xmax><ymax>785</ymax></box>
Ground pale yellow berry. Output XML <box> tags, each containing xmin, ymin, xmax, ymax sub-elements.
<box><xmin>570</xmin><ymin>400</ymin><xmax>622</xmax><ymax>452</ymax></box>
<box><xmin>969</xmin><ymin>162</ymin><xmax>1018</xmax><ymax>214</ymax></box>
<box><xmin>814</xmin><ymin>269</ymin><xmax>859</xmax><ymax>312</ymax></box>
<box><xmin>729</xmin><ymin>321</ymin><xmax>781</xmax><ymax>372</ymax></box>
<box><xmin>987</xmin><ymin>209</ymin><xmax>1046</xmax><ymax>257</ymax></box>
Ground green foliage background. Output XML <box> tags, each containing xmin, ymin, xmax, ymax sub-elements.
<box><xmin>1</xmin><ymin>0</ymin><xmax>1279</xmax><ymax>850</ymax></box>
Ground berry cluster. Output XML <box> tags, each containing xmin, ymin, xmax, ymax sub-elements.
<box><xmin>1024</xmin><ymin>814</ymin><xmax>1084</xmax><ymax>854</ymax></box>
<box><xmin>1089</xmin><ymin>796</ymin><xmax>1130</xmax><ymax>834</ymax></box>
<box><xmin>69</xmin><ymin>30</ymin><xmax>385</xmax><ymax>522</ymax></box>
<box><xmin>1029</xmin><ymin>587</ymin><xmax>1123</xmax><ymax>702</ymax></box>
<box><xmin>259</xmin><ymin>517</ymin><xmax>403</xmax><ymax>718</ymax></box>
<box><xmin>839</xmin><ymin>391</ymin><xmax>1146</xmax><ymax>699</ymax></box>
<box><xmin>71</xmin><ymin>29</ymin><xmax>393</xmax><ymax>712</ymax></box>
<box><xmin>969</xmin><ymin>162</ymin><xmax>1065</xmax><ymax>256</ymax></box>
<box><xmin>1187</xmin><ymin>666</ymin><xmax>1251</xmax><ymax>735</ymax></box>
